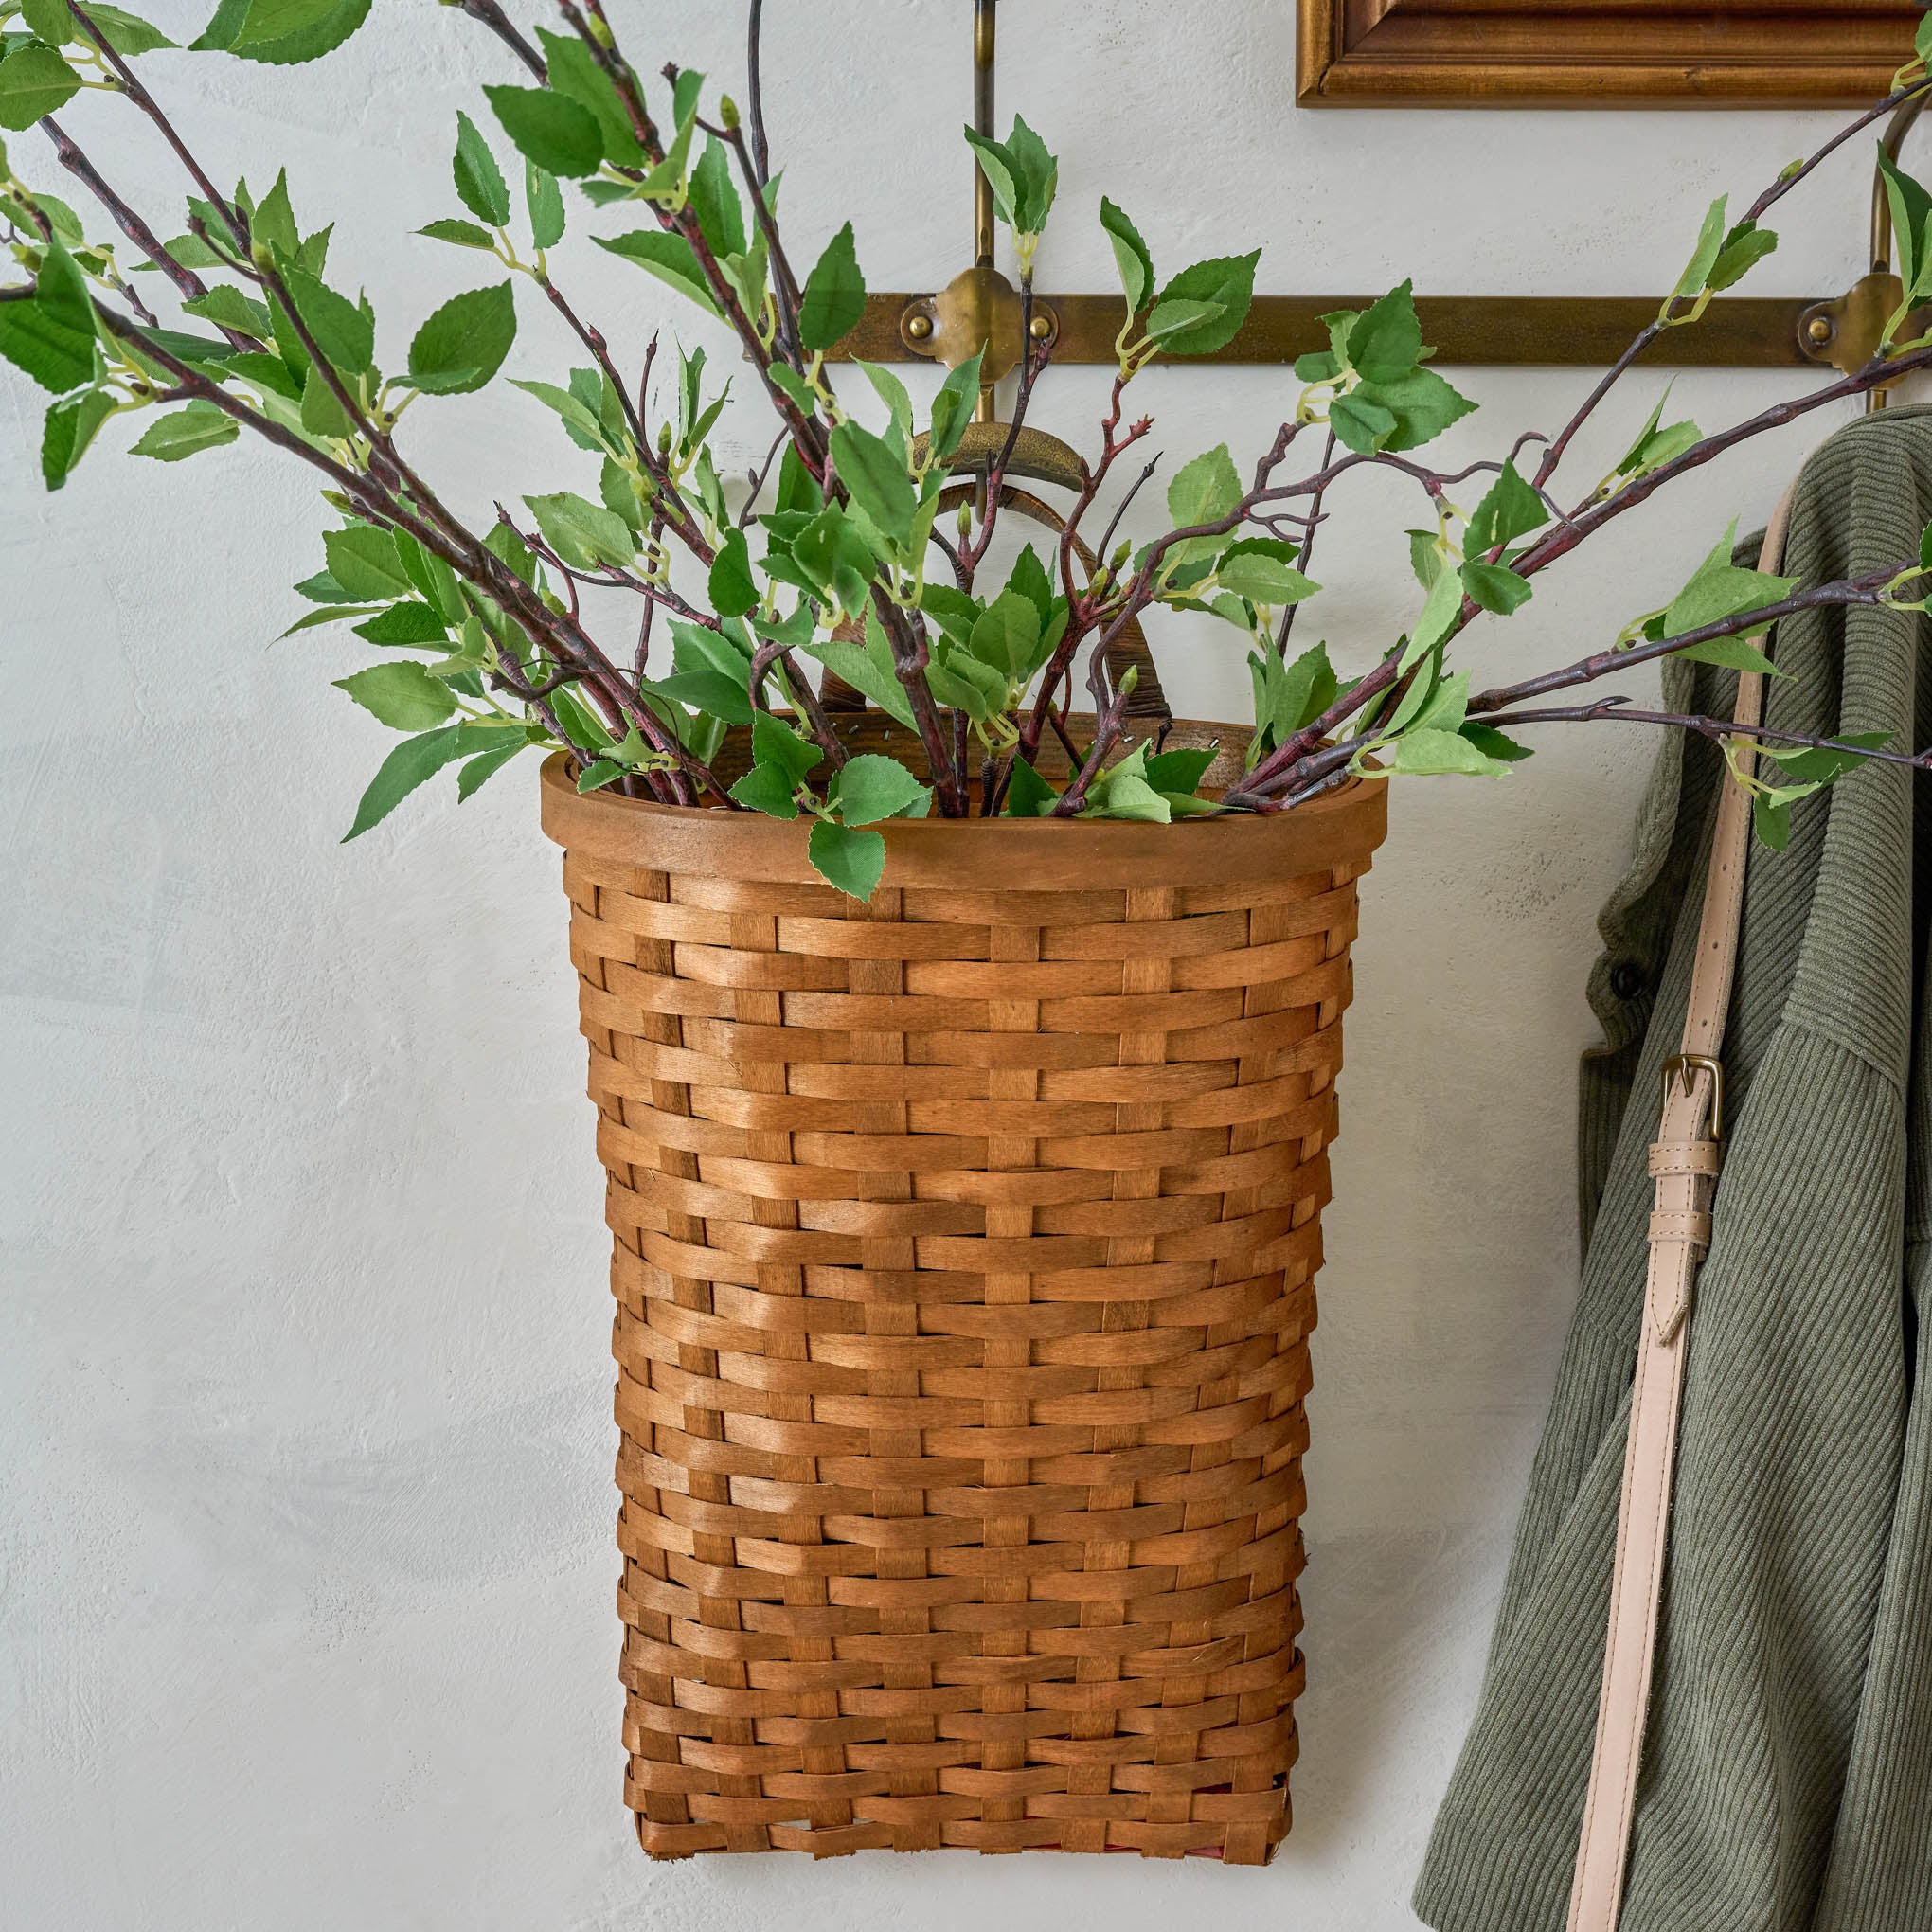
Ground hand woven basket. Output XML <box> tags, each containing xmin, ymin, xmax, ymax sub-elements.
<box><xmin>539</xmin><ymin>723</ymin><xmax>1386</xmax><ymax>1863</ymax></box>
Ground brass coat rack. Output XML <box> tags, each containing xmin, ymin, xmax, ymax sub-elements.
<box><xmin>830</xmin><ymin>1</ymin><xmax>1922</xmax><ymax>386</ymax></box>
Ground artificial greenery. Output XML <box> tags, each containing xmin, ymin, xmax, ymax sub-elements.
<box><xmin>8</xmin><ymin>2</ymin><xmax>1932</xmax><ymax>895</ymax></box>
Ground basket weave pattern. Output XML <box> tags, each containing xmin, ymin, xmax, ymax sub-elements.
<box><xmin>545</xmin><ymin>757</ymin><xmax>1383</xmax><ymax>1863</ymax></box>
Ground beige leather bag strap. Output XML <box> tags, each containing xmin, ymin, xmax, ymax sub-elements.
<box><xmin>1565</xmin><ymin>482</ymin><xmax>1796</xmax><ymax>1932</ymax></box>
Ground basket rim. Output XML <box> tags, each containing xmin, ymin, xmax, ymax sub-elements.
<box><xmin>538</xmin><ymin>733</ymin><xmax>1387</xmax><ymax>891</ymax></box>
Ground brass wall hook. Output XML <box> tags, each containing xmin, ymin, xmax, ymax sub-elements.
<box><xmin>1798</xmin><ymin>89</ymin><xmax>1929</xmax><ymax>406</ymax></box>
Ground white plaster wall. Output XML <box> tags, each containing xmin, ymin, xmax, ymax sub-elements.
<box><xmin>0</xmin><ymin>4</ymin><xmax>1898</xmax><ymax>1926</ymax></box>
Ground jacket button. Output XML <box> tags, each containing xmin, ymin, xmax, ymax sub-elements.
<box><xmin>1610</xmin><ymin>960</ymin><xmax>1646</xmax><ymax>1000</ymax></box>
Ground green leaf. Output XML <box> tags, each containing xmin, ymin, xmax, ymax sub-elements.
<box><xmin>1083</xmin><ymin>771</ymin><xmax>1170</xmax><ymax>823</ymax></box>
<box><xmin>1459</xmin><ymin>721</ymin><xmax>1533</xmax><ymax>764</ymax></box>
<box><xmin>1753</xmin><ymin>791</ymin><xmax>1791</xmax><ymax>850</ymax></box>
<box><xmin>1353</xmin><ymin>367</ymin><xmax>1476</xmax><ymax>452</ymax></box>
<box><xmin>829</xmin><ymin>418</ymin><xmax>916</xmax><ymax>547</ymax></box>
<box><xmin>768</xmin><ymin>360</ymin><xmax>817</xmax><ymax>418</ymax></box>
<box><xmin>575</xmin><ymin>759</ymin><xmax>625</xmax><ymax>795</ymax></box>
<box><xmin>797</xmin><ymin>623</ymin><xmax>916</xmax><ymax>731</ymax></box>
<box><xmin>1148</xmin><ymin>250</ymin><xmax>1259</xmax><ymax>356</ymax></box>
<box><xmin>653</xmin><ymin>667</ymin><xmax>750</xmax><ymax>725</ymax></box>
<box><xmin>34</xmin><ymin>1</ymin><xmax>173</xmax><ymax>51</ymax></box>
<box><xmin>1880</xmin><ymin>145</ymin><xmax>1932</xmax><ymax>305</ymax></box>
<box><xmin>456</xmin><ymin>741</ymin><xmax>524</xmax><ymax>800</ymax></box>
<box><xmin>1671</xmin><ymin>195</ymin><xmax>1729</xmax><ymax>302</ymax></box>
<box><xmin>512</xmin><ymin>376</ymin><xmax>616</xmax><ymax>455</ymax></box>
<box><xmin>1386</xmin><ymin>727</ymin><xmax>1509</xmax><ymax>778</ymax></box>
<box><xmin>453</xmin><ymin>110</ymin><xmax>510</xmax><ymax>227</ymax></box>
<box><xmin>231</xmin><ymin>0</ymin><xmax>340</xmax><ymax>48</ymax></box>
<box><xmin>853</xmin><ymin>358</ymin><xmax>914</xmax><ymax>454</ymax></box>
<box><xmin>1168</xmin><ymin>442</ymin><xmax>1242</xmax><ymax>529</ymax></box>
<box><xmin>1671</xmin><ymin>634</ymin><xmax>1781</xmax><ymax>676</ymax></box>
<box><xmin>280</xmin><ymin>265</ymin><xmax>373</xmax><ymax>374</ymax></box>
<box><xmin>182</xmin><ymin>284</ymin><xmax>273</xmax><ymax>336</ymax></box>
<box><xmin>1458</xmin><ymin>561</ymin><xmax>1532</xmax><ymax>615</ymax></box>
<box><xmin>532</xmin><ymin>27</ymin><xmax>641</xmax><ymax>168</ymax></box>
<box><xmin>0</xmin><ymin>40</ymin><xmax>80</xmax><ymax>128</ymax></box>
<box><xmin>40</xmin><ymin>385</ymin><xmax>112</xmax><ymax>490</ymax></box>
<box><xmin>483</xmin><ymin>83</ymin><xmax>603</xmax><ymax>180</ymax></box>
<box><xmin>324</xmin><ymin>524</ymin><xmax>413</xmax><ymax>599</ymax></box>
<box><xmin>291</xmin><ymin>568</ymin><xmax>363</xmax><ymax>605</ymax></box>
<box><xmin>752</xmin><ymin>710</ymin><xmax>822</xmax><ymax>786</ymax></box>
<box><xmin>808</xmin><ymin>819</ymin><xmax>886</xmax><ymax>901</ymax></box>
<box><xmin>223</xmin><ymin>349</ymin><xmax>303</xmax><ymax>400</ymax></box>
<box><xmin>1004</xmin><ymin>755</ymin><xmax>1059</xmax><ymax>816</ymax></box>
<box><xmin>21</xmin><ymin>0</ymin><xmax>70</xmax><ymax>42</ymax></box>
<box><xmin>785</xmin><ymin>501</ymin><xmax>879</xmax><ymax>616</ymax></box>
<box><xmin>1708</xmin><ymin>221</ymin><xmax>1777</xmax><ymax>294</ymax></box>
<box><xmin>0</xmin><ymin>292</ymin><xmax>94</xmax><ymax>393</ymax></box>
<box><xmin>1407</xmin><ymin>528</ymin><xmax>1444</xmax><ymax>589</ymax></box>
<box><xmin>1661</xmin><ymin>523</ymin><xmax>1798</xmax><ymax>640</ymax></box>
<box><xmin>1347</xmin><ymin>281</ymin><xmax>1424</xmax><ymax>384</ymax></box>
<box><xmin>1100</xmin><ymin>197</ymin><xmax>1153</xmax><ymax>315</ymax></box>
<box><xmin>1267</xmin><ymin>640</ymin><xmax>1339</xmax><ymax>739</ymax></box>
<box><xmin>279</xmin><ymin>603</ymin><xmax>383</xmax><ymax>637</ymax></box>
<box><xmin>1611</xmin><ymin>385</ymin><xmax>1702</xmax><ymax>485</ymax></box>
<box><xmin>728</xmin><ymin>761</ymin><xmax>799</xmax><ymax>817</ymax></box>
<box><xmin>418</xmin><ymin>217</ymin><xmax>496</xmax><ymax>251</ymax></box>
<box><xmin>1407</xmin><ymin>668</ymin><xmax>1469</xmax><ymax>738</ymax></box>
<box><xmin>351</xmin><ymin>601</ymin><xmax>447</xmax><ymax>646</ymax></box>
<box><xmin>525</xmin><ymin>491</ymin><xmax>635</xmax><ymax>570</ymax></box>
<box><xmin>1142</xmin><ymin>297</ymin><xmax>1224</xmax><ymax>347</ymax></box>
<box><xmin>798</xmin><ymin>220</ymin><xmax>864</xmax><ymax>351</ymax></box>
<box><xmin>206</xmin><ymin>0</ymin><xmax>368</xmax><ymax>64</ymax></box>
<box><xmin>333</xmin><ymin>659</ymin><xmax>459</xmax><ymax>732</ymax></box>
<box><xmin>595</xmin><ymin>229</ymin><xmax>721</xmax><ymax>317</ymax></box>
<box><xmin>708</xmin><ymin>525</ymin><xmax>758</xmax><ymax>619</ymax></box>
<box><xmin>1464</xmin><ymin>461</ymin><xmax>1547</xmax><ymax>556</ymax></box>
<box><xmin>1401</xmin><ymin>564</ymin><xmax>1466</xmax><ymax>671</ymax></box>
<box><xmin>927</xmin><ymin>349</ymin><xmax>984</xmax><ymax>463</ymax></box>
<box><xmin>1144</xmin><ymin>746</ymin><xmax>1215</xmax><ymax>796</ymax></box>
<box><xmin>246</xmin><ymin>170</ymin><xmax>295</xmax><ymax>260</ymax></box>
<box><xmin>671</xmin><ymin>66</ymin><xmax>705</xmax><ymax>127</ymax></box>
<box><xmin>526</xmin><ymin>158</ymin><xmax>564</xmax><ymax>251</ymax></box>
<box><xmin>340</xmin><ymin>721</ymin><xmax>478</xmax><ymax>840</ymax></box>
<box><xmin>394</xmin><ymin>531</ymin><xmax>464</xmax><ymax>622</ymax></box>
<box><xmin>1003</xmin><ymin>115</ymin><xmax>1058</xmax><ymax>232</ymax></box>
<box><xmin>961</xmin><ymin>127</ymin><xmax>1020</xmax><ymax>231</ymax></box>
<box><xmin>405</xmin><ymin>281</ymin><xmax>515</xmax><ymax>395</ymax></box>
<box><xmin>671</xmin><ymin>614</ymin><xmax>753</xmax><ymax>681</ymax></box>
<box><xmin>1217</xmin><ymin>545</ymin><xmax>1317</xmax><ymax>607</ymax></box>
<box><xmin>689</xmin><ymin>135</ymin><xmax>745</xmax><ymax>258</ymax></box>
<box><xmin>835</xmin><ymin>752</ymin><xmax>928</xmax><ymax>826</ymax></box>
<box><xmin>1330</xmin><ymin>391</ymin><xmax>1397</xmax><ymax>456</ymax></box>
<box><xmin>968</xmin><ymin>589</ymin><xmax>1043</xmax><ymax>683</ymax></box>
<box><xmin>130</xmin><ymin>398</ymin><xmax>239</xmax><ymax>461</ymax></box>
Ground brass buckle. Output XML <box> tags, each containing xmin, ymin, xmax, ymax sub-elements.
<box><xmin>1660</xmin><ymin>1053</ymin><xmax>1723</xmax><ymax>1141</ymax></box>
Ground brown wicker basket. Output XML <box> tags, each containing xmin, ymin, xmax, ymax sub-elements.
<box><xmin>539</xmin><ymin>724</ymin><xmax>1386</xmax><ymax>1864</ymax></box>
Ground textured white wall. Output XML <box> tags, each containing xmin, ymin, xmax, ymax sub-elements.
<box><xmin>1</xmin><ymin>3</ymin><xmax>1896</xmax><ymax>1925</ymax></box>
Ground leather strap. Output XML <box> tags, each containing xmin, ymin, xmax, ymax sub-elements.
<box><xmin>1565</xmin><ymin>482</ymin><xmax>1796</xmax><ymax>1932</ymax></box>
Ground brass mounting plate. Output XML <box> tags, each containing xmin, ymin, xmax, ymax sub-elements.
<box><xmin>833</xmin><ymin>292</ymin><xmax>1856</xmax><ymax>369</ymax></box>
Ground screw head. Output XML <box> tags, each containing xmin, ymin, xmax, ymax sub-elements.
<box><xmin>1806</xmin><ymin>314</ymin><xmax>1834</xmax><ymax>345</ymax></box>
<box><xmin>905</xmin><ymin>312</ymin><xmax>934</xmax><ymax>341</ymax></box>
<box><xmin>1029</xmin><ymin>313</ymin><xmax>1053</xmax><ymax>341</ymax></box>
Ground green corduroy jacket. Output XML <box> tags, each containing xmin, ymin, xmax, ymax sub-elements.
<box><xmin>1415</xmin><ymin>404</ymin><xmax>1932</xmax><ymax>1932</ymax></box>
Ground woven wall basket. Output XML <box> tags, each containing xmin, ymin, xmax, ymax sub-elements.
<box><xmin>538</xmin><ymin>721</ymin><xmax>1387</xmax><ymax>1864</ymax></box>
